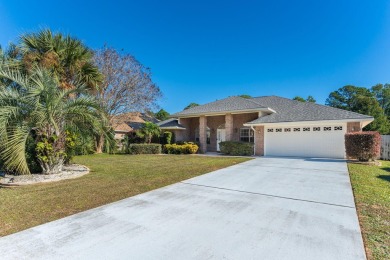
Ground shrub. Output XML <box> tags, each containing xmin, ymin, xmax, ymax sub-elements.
<box><xmin>345</xmin><ymin>131</ymin><xmax>381</xmax><ymax>161</ymax></box>
<box><xmin>164</xmin><ymin>142</ymin><xmax>199</xmax><ymax>154</ymax></box>
<box><xmin>128</xmin><ymin>144</ymin><xmax>162</xmax><ymax>154</ymax></box>
<box><xmin>219</xmin><ymin>141</ymin><xmax>253</xmax><ymax>156</ymax></box>
<box><xmin>162</xmin><ymin>131</ymin><xmax>172</xmax><ymax>145</ymax></box>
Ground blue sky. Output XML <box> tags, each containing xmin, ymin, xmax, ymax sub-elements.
<box><xmin>1</xmin><ymin>0</ymin><xmax>390</xmax><ymax>113</ymax></box>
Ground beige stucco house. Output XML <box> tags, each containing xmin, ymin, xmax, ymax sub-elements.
<box><xmin>159</xmin><ymin>96</ymin><xmax>373</xmax><ymax>158</ymax></box>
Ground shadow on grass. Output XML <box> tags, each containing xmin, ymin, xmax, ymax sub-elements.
<box><xmin>377</xmin><ymin>175</ymin><xmax>390</xmax><ymax>182</ymax></box>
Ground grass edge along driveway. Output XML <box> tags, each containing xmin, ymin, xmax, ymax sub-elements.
<box><xmin>348</xmin><ymin>161</ymin><xmax>390</xmax><ymax>260</ymax></box>
<box><xmin>0</xmin><ymin>154</ymin><xmax>250</xmax><ymax>237</ymax></box>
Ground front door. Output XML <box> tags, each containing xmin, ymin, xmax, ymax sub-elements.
<box><xmin>217</xmin><ymin>129</ymin><xmax>226</xmax><ymax>151</ymax></box>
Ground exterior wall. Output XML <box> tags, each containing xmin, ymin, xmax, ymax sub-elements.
<box><xmin>225</xmin><ymin>114</ymin><xmax>233</xmax><ymax>141</ymax></box>
<box><xmin>232</xmin><ymin>113</ymin><xmax>259</xmax><ymax>141</ymax></box>
<box><xmin>254</xmin><ymin>126</ymin><xmax>264</xmax><ymax>156</ymax></box>
<box><xmin>347</xmin><ymin>122</ymin><xmax>362</xmax><ymax>132</ymax></box>
<box><xmin>179</xmin><ymin>117</ymin><xmax>199</xmax><ymax>141</ymax></box>
<box><xmin>171</xmin><ymin>129</ymin><xmax>186</xmax><ymax>142</ymax></box>
<box><xmin>206</xmin><ymin>115</ymin><xmax>225</xmax><ymax>152</ymax></box>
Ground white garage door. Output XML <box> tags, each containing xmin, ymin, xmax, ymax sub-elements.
<box><xmin>265</xmin><ymin>124</ymin><xmax>346</xmax><ymax>158</ymax></box>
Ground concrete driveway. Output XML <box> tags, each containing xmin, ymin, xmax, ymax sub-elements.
<box><xmin>0</xmin><ymin>157</ymin><xmax>366</xmax><ymax>260</ymax></box>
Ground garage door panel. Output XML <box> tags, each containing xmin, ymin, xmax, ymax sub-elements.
<box><xmin>265</xmin><ymin>125</ymin><xmax>346</xmax><ymax>158</ymax></box>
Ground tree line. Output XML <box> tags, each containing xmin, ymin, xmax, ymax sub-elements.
<box><xmin>294</xmin><ymin>85</ymin><xmax>390</xmax><ymax>133</ymax></box>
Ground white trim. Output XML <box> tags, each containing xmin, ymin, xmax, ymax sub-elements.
<box><xmin>159</xmin><ymin>127</ymin><xmax>186</xmax><ymax>130</ymax></box>
<box><xmin>250</xmin><ymin>125</ymin><xmax>256</xmax><ymax>156</ymax></box>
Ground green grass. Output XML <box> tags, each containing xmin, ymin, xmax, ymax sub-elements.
<box><xmin>348</xmin><ymin>161</ymin><xmax>390</xmax><ymax>260</ymax></box>
<box><xmin>0</xmin><ymin>154</ymin><xmax>249</xmax><ymax>237</ymax></box>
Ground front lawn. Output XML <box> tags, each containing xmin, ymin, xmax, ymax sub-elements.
<box><xmin>348</xmin><ymin>161</ymin><xmax>390</xmax><ymax>260</ymax></box>
<box><xmin>0</xmin><ymin>154</ymin><xmax>249</xmax><ymax>237</ymax></box>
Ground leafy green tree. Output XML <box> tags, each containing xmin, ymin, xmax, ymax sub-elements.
<box><xmin>184</xmin><ymin>102</ymin><xmax>199</xmax><ymax>110</ymax></box>
<box><xmin>155</xmin><ymin>109</ymin><xmax>170</xmax><ymax>121</ymax></box>
<box><xmin>136</xmin><ymin>122</ymin><xmax>160</xmax><ymax>144</ymax></box>
<box><xmin>239</xmin><ymin>94</ymin><xmax>252</xmax><ymax>99</ymax></box>
<box><xmin>0</xmin><ymin>66</ymin><xmax>107</xmax><ymax>174</ymax></box>
<box><xmin>306</xmin><ymin>95</ymin><xmax>316</xmax><ymax>103</ymax></box>
<box><xmin>293</xmin><ymin>96</ymin><xmax>306</xmax><ymax>102</ymax></box>
<box><xmin>18</xmin><ymin>29</ymin><xmax>102</xmax><ymax>90</ymax></box>
<box><xmin>371</xmin><ymin>83</ymin><xmax>390</xmax><ymax>116</ymax></box>
<box><xmin>326</xmin><ymin>85</ymin><xmax>371</xmax><ymax>110</ymax></box>
<box><xmin>326</xmin><ymin>85</ymin><xmax>390</xmax><ymax>134</ymax></box>
<box><xmin>293</xmin><ymin>96</ymin><xmax>316</xmax><ymax>103</ymax></box>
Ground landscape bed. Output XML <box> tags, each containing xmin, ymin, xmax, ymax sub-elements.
<box><xmin>0</xmin><ymin>154</ymin><xmax>249</xmax><ymax>237</ymax></box>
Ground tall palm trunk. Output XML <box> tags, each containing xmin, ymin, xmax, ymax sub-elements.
<box><xmin>95</xmin><ymin>133</ymin><xmax>105</xmax><ymax>153</ymax></box>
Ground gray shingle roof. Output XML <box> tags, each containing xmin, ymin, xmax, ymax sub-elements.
<box><xmin>171</xmin><ymin>95</ymin><xmax>373</xmax><ymax>124</ymax></box>
<box><xmin>157</xmin><ymin>118</ymin><xmax>186</xmax><ymax>129</ymax></box>
<box><xmin>171</xmin><ymin>96</ymin><xmax>267</xmax><ymax>117</ymax></box>
<box><xmin>246</xmin><ymin>96</ymin><xmax>373</xmax><ymax>124</ymax></box>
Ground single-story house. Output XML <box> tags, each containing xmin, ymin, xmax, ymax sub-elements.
<box><xmin>112</xmin><ymin>112</ymin><xmax>159</xmax><ymax>141</ymax></box>
<box><xmin>159</xmin><ymin>96</ymin><xmax>373</xmax><ymax>158</ymax></box>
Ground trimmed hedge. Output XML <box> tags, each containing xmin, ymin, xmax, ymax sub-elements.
<box><xmin>128</xmin><ymin>144</ymin><xmax>162</xmax><ymax>154</ymax></box>
<box><xmin>219</xmin><ymin>141</ymin><xmax>253</xmax><ymax>156</ymax></box>
<box><xmin>345</xmin><ymin>131</ymin><xmax>381</xmax><ymax>161</ymax></box>
<box><xmin>164</xmin><ymin>142</ymin><xmax>199</xmax><ymax>154</ymax></box>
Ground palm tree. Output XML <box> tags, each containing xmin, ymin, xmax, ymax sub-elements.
<box><xmin>0</xmin><ymin>66</ymin><xmax>107</xmax><ymax>175</ymax></box>
<box><xmin>136</xmin><ymin>122</ymin><xmax>160</xmax><ymax>144</ymax></box>
<box><xmin>18</xmin><ymin>29</ymin><xmax>102</xmax><ymax>90</ymax></box>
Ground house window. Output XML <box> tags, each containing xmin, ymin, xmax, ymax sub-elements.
<box><xmin>276</xmin><ymin>128</ymin><xmax>282</xmax><ymax>132</ymax></box>
<box><xmin>303</xmin><ymin>127</ymin><xmax>310</xmax><ymax>132</ymax></box>
<box><xmin>267</xmin><ymin>128</ymin><xmax>274</xmax><ymax>132</ymax></box>
<box><xmin>324</xmin><ymin>127</ymin><xmax>331</xmax><ymax>131</ymax></box>
<box><xmin>195</xmin><ymin>127</ymin><xmax>211</xmax><ymax>144</ymax></box>
<box><xmin>240</xmin><ymin>128</ymin><xmax>254</xmax><ymax>142</ymax></box>
<box><xmin>334</xmin><ymin>126</ymin><xmax>343</xmax><ymax>131</ymax></box>
<box><xmin>293</xmin><ymin>128</ymin><xmax>301</xmax><ymax>132</ymax></box>
<box><xmin>313</xmin><ymin>127</ymin><xmax>320</xmax><ymax>131</ymax></box>
<box><xmin>284</xmin><ymin>128</ymin><xmax>291</xmax><ymax>132</ymax></box>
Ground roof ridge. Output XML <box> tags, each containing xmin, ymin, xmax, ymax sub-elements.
<box><xmin>235</xmin><ymin>96</ymin><xmax>266</xmax><ymax>108</ymax></box>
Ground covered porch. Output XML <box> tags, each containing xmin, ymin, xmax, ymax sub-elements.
<box><xmin>177</xmin><ymin>113</ymin><xmax>264</xmax><ymax>155</ymax></box>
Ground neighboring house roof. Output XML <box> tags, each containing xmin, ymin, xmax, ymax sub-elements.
<box><xmin>114</xmin><ymin>123</ymin><xmax>133</xmax><ymax>133</ymax></box>
<box><xmin>111</xmin><ymin>112</ymin><xmax>160</xmax><ymax>133</ymax></box>
<box><xmin>171</xmin><ymin>95</ymin><xmax>373</xmax><ymax>124</ymax></box>
<box><xmin>171</xmin><ymin>96</ymin><xmax>273</xmax><ymax>117</ymax></box>
<box><xmin>245</xmin><ymin>96</ymin><xmax>373</xmax><ymax>124</ymax></box>
<box><xmin>128</xmin><ymin>122</ymin><xmax>146</xmax><ymax>131</ymax></box>
<box><xmin>157</xmin><ymin>118</ymin><xmax>186</xmax><ymax>130</ymax></box>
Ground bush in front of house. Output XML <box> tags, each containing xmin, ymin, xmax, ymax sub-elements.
<box><xmin>128</xmin><ymin>144</ymin><xmax>162</xmax><ymax>154</ymax></box>
<box><xmin>219</xmin><ymin>141</ymin><xmax>254</xmax><ymax>156</ymax></box>
<box><xmin>164</xmin><ymin>142</ymin><xmax>199</xmax><ymax>154</ymax></box>
<box><xmin>345</xmin><ymin>131</ymin><xmax>381</xmax><ymax>161</ymax></box>
<box><xmin>162</xmin><ymin>131</ymin><xmax>173</xmax><ymax>145</ymax></box>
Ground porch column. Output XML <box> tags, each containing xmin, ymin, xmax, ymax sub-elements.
<box><xmin>254</xmin><ymin>126</ymin><xmax>264</xmax><ymax>156</ymax></box>
<box><xmin>199</xmin><ymin>116</ymin><xmax>207</xmax><ymax>153</ymax></box>
<box><xmin>225</xmin><ymin>113</ymin><xmax>233</xmax><ymax>141</ymax></box>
